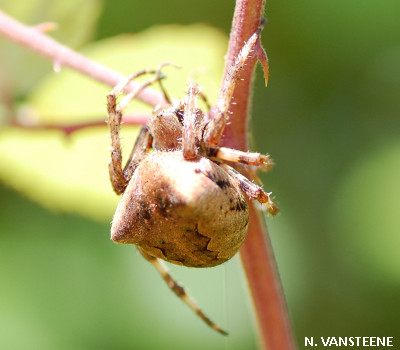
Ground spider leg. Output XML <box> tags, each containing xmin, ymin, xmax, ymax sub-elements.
<box><xmin>220</xmin><ymin>163</ymin><xmax>279</xmax><ymax>215</ymax></box>
<box><xmin>204</xmin><ymin>20</ymin><xmax>266</xmax><ymax>147</ymax></box>
<box><xmin>114</xmin><ymin>62</ymin><xmax>179</xmax><ymax>109</ymax></box>
<box><xmin>107</xmin><ymin>70</ymin><xmax>162</xmax><ymax>194</ymax></box>
<box><xmin>138</xmin><ymin>248</ymin><xmax>228</xmax><ymax>336</ymax></box>
<box><xmin>122</xmin><ymin>125</ymin><xmax>153</xmax><ymax>182</ymax></box>
<box><xmin>206</xmin><ymin>146</ymin><xmax>273</xmax><ymax>172</ymax></box>
<box><xmin>198</xmin><ymin>89</ymin><xmax>211</xmax><ymax>111</ymax></box>
<box><xmin>107</xmin><ymin>87</ymin><xmax>128</xmax><ymax>194</ymax></box>
<box><xmin>115</xmin><ymin>71</ymin><xmax>166</xmax><ymax>112</ymax></box>
<box><xmin>155</xmin><ymin>62</ymin><xmax>181</xmax><ymax>105</ymax></box>
<box><xmin>108</xmin><ymin>119</ymin><xmax>152</xmax><ymax>194</ymax></box>
<box><xmin>182</xmin><ymin>83</ymin><xmax>201</xmax><ymax>159</ymax></box>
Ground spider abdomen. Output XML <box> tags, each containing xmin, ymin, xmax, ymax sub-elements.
<box><xmin>111</xmin><ymin>151</ymin><xmax>249</xmax><ymax>267</ymax></box>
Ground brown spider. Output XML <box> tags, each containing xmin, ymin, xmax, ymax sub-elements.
<box><xmin>107</xmin><ymin>20</ymin><xmax>277</xmax><ymax>335</ymax></box>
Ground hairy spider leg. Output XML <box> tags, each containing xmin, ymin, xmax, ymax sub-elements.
<box><xmin>204</xmin><ymin>20</ymin><xmax>266</xmax><ymax>147</ymax></box>
<box><xmin>108</xmin><ymin>119</ymin><xmax>152</xmax><ymax>194</ymax></box>
<box><xmin>220</xmin><ymin>163</ymin><xmax>279</xmax><ymax>215</ymax></box>
<box><xmin>107</xmin><ymin>92</ymin><xmax>128</xmax><ymax>194</ymax></box>
<box><xmin>115</xmin><ymin>72</ymin><xmax>166</xmax><ymax>113</ymax></box>
<box><xmin>206</xmin><ymin>146</ymin><xmax>274</xmax><ymax>172</ymax></box>
<box><xmin>112</xmin><ymin>61</ymin><xmax>180</xmax><ymax>113</ymax></box>
<box><xmin>122</xmin><ymin>126</ymin><xmax>153</xmax><ymax>182</ymax></box>
<box><xmin>182</xmin><ymin>83</ymin><xmax>200</xmax><ymax>159</ymax></box>
<box><xmin>138</xmin><ymin>248</ymin><xmax>228</xmax><ymax>336</ymax></box>
<box><xmin>107</xmin><ymin>70</ymin><xmax>164</xmax><ymax>194</ymax></box>
<box><xmin>197</xmin><ymin>89</ymin><xmax>211</xmax><ymax>111</ymax></box>
<box><xmin>155</xmin><ymin>62</ymin><xmax>182</xmax><ymax>105</ymax></box>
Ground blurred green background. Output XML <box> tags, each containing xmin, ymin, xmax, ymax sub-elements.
<box><xmin>1</xmin><ymin>0</ymin><xmax>400</xmax><ymax>349</ymax></box>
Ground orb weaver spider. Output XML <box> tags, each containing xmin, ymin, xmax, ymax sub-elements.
<box><xmin>107</xmin><ymin>19</ymin><xmax>277</xmax><ymax>335</ymax></box>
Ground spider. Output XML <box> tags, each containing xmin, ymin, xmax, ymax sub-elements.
<box><xmin>107</xmin><ymin>19</ymin><xmax>277</xmax><ymax>335</ymax></box>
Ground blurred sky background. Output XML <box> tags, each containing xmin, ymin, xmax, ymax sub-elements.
<box><xmin>1</xmin><ymin>0</ymin><xmax>400</xmax><ymax>349</ymax></box>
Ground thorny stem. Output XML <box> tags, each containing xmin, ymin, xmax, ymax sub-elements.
<box><xmin>0</xmin><ymin>4</ymin><xmax>296</xmax><ymax>349</ymax></box>
<box><xmin>221</xmin><ymin>1</ymin><xmax>296</xmax><ymax>350</ymax></box>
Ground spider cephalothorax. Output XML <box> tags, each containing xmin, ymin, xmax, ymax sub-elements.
<box><xmin>107</xmin><ymin>20</ymin><xmax>277</xmax><ymax>335</ymax></box>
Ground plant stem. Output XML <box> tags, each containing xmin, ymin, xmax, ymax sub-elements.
<box><xmin>11</xmin><ymin>113</ymin><xmax>150</xmax><ymax>135</ymax></box>
<box><xmin>221</xmin><ymin>1</ymin><xmax>296</xmax><ymax>349</ymax></box>
<box><xmin>0</xmin><ymin>10</ymin><xmax>164</xmax><ymax>107</ymax></box>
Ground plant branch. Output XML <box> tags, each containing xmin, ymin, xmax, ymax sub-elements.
<box><xmin>11</xmin><ymin>113</ymin><xmax>150</xmax><ymax>135</ymax></box>
<box><xmin>0</xmin><ymin>10</ymin><xmax>165</xmax><ymax>107</ymax></box>
<box><xmin>221</xmin><ymin>1</ymin><xmax>296</xmax><ymax>349</ymax></box>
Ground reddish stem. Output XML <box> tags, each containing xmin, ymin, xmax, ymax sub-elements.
<box><xmin>0</xmin><ymin>10</ymin><xmax>165</xmax><ymax>107</ymax></box>
<box><xmin>10</xmin><ymin>113</ymin><xmax>150</xmax><ymax>136</ymax></box>
<box><xmin>221</xmin><ymin>1</ymin><xmax>296</xmax><ymax>349</ymax></box>
<box><xmin>221</xmin><ymin>0</ymin><xmax>266</xmax><ymax>151</ymax></box>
